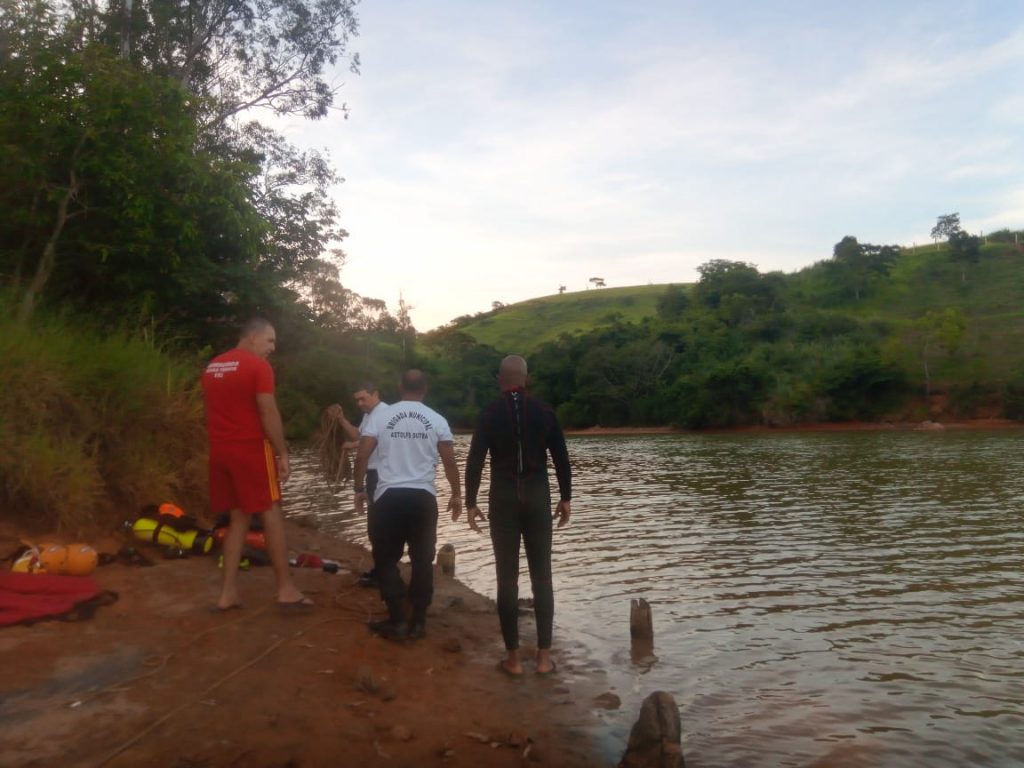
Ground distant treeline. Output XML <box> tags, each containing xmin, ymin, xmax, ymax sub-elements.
<box><xmin>422</xmin><ymin>231</ymin><xmax>1024</xmax><ymax>429</ymax></box>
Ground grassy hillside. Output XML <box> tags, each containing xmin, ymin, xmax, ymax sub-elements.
<box><xmin>790</xmin><ymin>241</ymin><xmax>1024</xmax><ymax>380</ymax></box>
<box><xmin>456</xmin><ymin>243</ymin><xmax>1024</xmax><ymax>370</ymax></box>
<box><xmin>456</xmin><ymin>284</ymin><xmax>667</xmax><ymax>353</ymax></box>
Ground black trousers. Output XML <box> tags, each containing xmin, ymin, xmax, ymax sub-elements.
<box><xmin>488</xmin><ymin>479</ymin><xmax>554</xmax><ymax>650</ymax></box>
<box><xmin>371</xmin><ymin>488</ymin><xmax>438</xmax><ymax>623</ymax></box>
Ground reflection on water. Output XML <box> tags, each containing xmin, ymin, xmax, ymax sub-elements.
<box><xmin>287</xmin><ymin>431</ymin><xmax>1024</xmax><ymax>768</ymax></box>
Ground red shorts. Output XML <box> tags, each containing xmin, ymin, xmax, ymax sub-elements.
<box><xmin>209</xmin><ymin>440</ymin><xmax>281</xmax><ymax>515</ymax></box>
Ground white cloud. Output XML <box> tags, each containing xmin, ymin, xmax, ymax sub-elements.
<box><xmin>284</xmin><ymin>2</ymin><xmax>1024</xmax><ymax>329</ymax></box>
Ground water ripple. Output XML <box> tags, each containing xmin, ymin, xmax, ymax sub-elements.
<box><xmin>287</xmin><ymin>430</ymin><xmax>1024</xmax><ymax>768</ymax></box>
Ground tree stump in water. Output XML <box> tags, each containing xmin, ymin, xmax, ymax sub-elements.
<box><xmin>437</xmin><ymin>543</ymin><xmax>456</xmax><ymax>576</ymax></box>
<box><xmin>630</xmin><ymin>598</ymin><xmax>655</xmax><ymax>660</ymax></box>
<box><xmin>619</xmin><ymin>691</ymin><xmax>684</xmax><ymax>768</ymax></box>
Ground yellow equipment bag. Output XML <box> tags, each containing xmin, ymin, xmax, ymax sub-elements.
<box><xmin>129</xmin><ymin>517</ymin><xmax>213</xmax><ymax>554</ymax></box>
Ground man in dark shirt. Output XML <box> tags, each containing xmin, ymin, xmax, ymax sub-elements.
<box><xmin>464</xmin><ymin>355</ymin><xmax>572</xmax><ymax>676</ymax></box>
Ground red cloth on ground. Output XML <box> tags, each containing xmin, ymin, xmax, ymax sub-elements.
<box><xmin>0</xmin><ymin>571</ymin><xmax>103</xmax><ymax>627</ymax></box>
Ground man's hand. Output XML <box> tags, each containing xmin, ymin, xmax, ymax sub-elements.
<box><xmin>554</xmin><ymin>500</ymin><xmax>571</xmax><ymax>528</ymax></box>
<box><xmin>447</xmin><ymin>496</ymin><xmax>463</xmax><ymax>522</ymax></box>
<box><xmin>276</xmin><ymin>455</ymin><xmax>290</xmax><ymax>484</ymax></box>
<box><xmin>354</xmin><ymin>490</ymin><xmax>368</xmax><ymax>515</ymax></box>
<box><xmin>466</xmin><ymin>505</ymin><xmax>485</xmax><ymax>533</ymax></box>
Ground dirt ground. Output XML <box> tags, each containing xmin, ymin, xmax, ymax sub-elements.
<box><xmin>0</xmin><ymin>522</ymin><xmax>616</xmax><ymax>768</ymax></box>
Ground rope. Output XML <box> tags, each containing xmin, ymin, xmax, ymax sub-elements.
<box><xmin>68</xmin><ymin>605</ymin><xmax>272</xmax><ymax>707</ymax></box>
<box><xmin>94</xmin><ymin>616</ymin><xmax>346</xmax><ymax>768</ymax></box>
<box><xmin>316</xmin><ymin>409</ymin><xmax>352</xmax><ymax>488</ymax></box>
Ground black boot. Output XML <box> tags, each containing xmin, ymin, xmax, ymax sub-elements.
<box><xmin>368</xmin><ymin>618</ymin><xmax>409</xmax><ymax>641</ymax></box>
<box><xmin>408</xmin><ymin>608</ymin><xmax>427</xmax><ymax>640</ymax></box>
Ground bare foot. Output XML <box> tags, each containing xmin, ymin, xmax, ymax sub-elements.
<box><xmin>216</xmin><ymin>592</ymin><xmax>242</xmax><ymax>611</ymax></box>
<box><xmin>276</xmin><ymin>584</ymin><xmax>305</xmax><ymax>604</ymax></box>
<box><xmin>498</xmin><ymin>659</ymin><xmax>524</xmax><ymax>677</ymax></box>
<box><xmin>498</xmin><ymin>650</ymin><xmax>524</xmax><ymax>676</ymax></box>
<box><xmin>536</xmin><ymin>650</ymin><xmax>556</xmax><ymax>676</ymax></box>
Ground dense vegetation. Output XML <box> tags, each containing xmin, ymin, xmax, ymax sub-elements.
<box><xmin>0</xmin><ymin>299</ymin><xmax>207</xmax><ymax>530</ymax></box>
<box><xmin>431</xmin><ymin>230</ymin><xmax>1024</xmax><ymax>429</ymax></box>
<box><xmin>0</xmin><ymin>0</ymin><xmax>412</xmax><ymax>526</ymax></box>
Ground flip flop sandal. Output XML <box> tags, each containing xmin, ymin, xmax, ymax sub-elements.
<box><xmin>496</xmin><ymin>661</ymin><xmax>525</xmax><ymax>678</ymax></box>
<box><xmin>535</xmin><ymin>661</ymin><xmax>558</xmax><ymax>677</ymax></box>
<box><xmin>278</xmin><ymin>596</ymin><xmax>315</xmax><ymax>612</ymax></box>
<box><xmin>208</xmin><ymin>603</ymin><xmax>243</xmax><ymax>614</ymax></box>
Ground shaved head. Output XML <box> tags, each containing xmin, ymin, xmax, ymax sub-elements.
<box><xmin>238</xmin><ymin>317</ymin><xmax>276</xmax><ymax>358</ymax></box>
<box><xmin>498</xmin><ymin>355</ymin><xmax>528</xmax><ymax>390</ymax></box>
<box><xmin>400</xmin><ymin>369</ymin><xmax>429</xmax><ymax>399</ymax></box>
<box><xmin>239</xmin><ymin>317</ymin><xmax>273</xmax><ymax>340</ymax></box>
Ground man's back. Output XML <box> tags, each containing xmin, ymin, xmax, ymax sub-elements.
<box><xmin>201</xmin><ymin>348</ymin><xmax>273</xmax><ymax>442</ymax></box>
<box><xmin>467</xmin><ymin>390</ymin><xmax>571</xmax><ymax>499</ymax></box>
<box><xmin>366</xmin><ymin>400</ymin><xmax>453</xmax><ymax>499</ymax></box>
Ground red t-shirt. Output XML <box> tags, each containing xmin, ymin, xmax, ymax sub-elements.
<box><xmin>201</xmin><ymin>348</ymin><xmax>275</xmax><ymax>442</ymax></box>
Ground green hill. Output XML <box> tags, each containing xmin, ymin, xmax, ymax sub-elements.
<box><xmin>454</xmin><ymin>284</ymin><xmax>668</xmax><ymax>353</ymax></box>
<box><xmin>454</xmin><ymin>242</ymin><xmax>1024</xmax><ymax>372</ymax></box>
<box><xmin>789</xmin><ymin>240</ymin><xmax>1024</xmax><ymax>380</ymax></box>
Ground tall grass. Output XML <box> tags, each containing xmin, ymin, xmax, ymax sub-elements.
<box><xmin>0</xmin><ymin>302</ymin><xmax>207</xmax><ymax>533</ymax></box>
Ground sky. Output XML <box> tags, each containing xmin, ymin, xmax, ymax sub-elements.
<box><xmin>282</xmin><ymin>0</ymin><xmax>1024</xmax><ymax>331</ymax></box>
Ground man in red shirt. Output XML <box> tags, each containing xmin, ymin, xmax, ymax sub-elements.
<box><xmin>202</xmin><ymin>318</ymin><xmax>311</xmax><ymax>611</ymax></box>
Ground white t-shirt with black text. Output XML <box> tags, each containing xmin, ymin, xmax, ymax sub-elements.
<box><xmin>357</xmin><ymin>401</ymin><xmax>388</xmax><ymax>472</ymax></box>
<box><xmin>362</xmin><ymin>400</ymin><xmax>453</xmax><ymax>501</ymax></box>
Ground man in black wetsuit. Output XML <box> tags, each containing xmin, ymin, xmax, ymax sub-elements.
<box><xmin>464</xmin><ymin>355</ymin><xmax>572</xmax><ymax>677</ymax></box>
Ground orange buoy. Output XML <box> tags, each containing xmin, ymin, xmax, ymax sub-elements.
<box><xmin>16</xmin><ymin>544</ymin><xmax>98</xmax><ymax>576</ymax></box>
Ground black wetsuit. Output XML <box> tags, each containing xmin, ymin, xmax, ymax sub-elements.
<box><xmin>465</xmin><ymin>389</ymin><xmax>572</xmax><ymax>651</ymax></box>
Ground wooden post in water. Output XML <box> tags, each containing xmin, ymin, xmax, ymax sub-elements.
<box><xmin>630</xmin><ymin>598</ymin><xmax>655</xmax><ymax>661</ymax></box>
<box><xmin>437</xmin><ymin>543</ymin><xmax>456</xmax><ymax>576</ymax></box>
<box><xmin>619</xmin><ymin>691</ymin><xmax>685</xmax><ymax>768</ymax></box>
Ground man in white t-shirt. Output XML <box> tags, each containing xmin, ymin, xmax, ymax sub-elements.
<box><xmin>329</xmin><ymin>382</ymin><xmax>387</xmax><ymax>587</ymax></box>
<box><xmin>354</xmin><ymin>370</ymin><xmax>462</xmax><ymax>641</ymax></box>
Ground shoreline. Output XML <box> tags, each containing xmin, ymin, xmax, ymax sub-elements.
<box><xmin>0</xmin><ymin>520</ymin><xmax>614</xmax><ymax>767</ymax></box>
<box><xmin>564</xmin><ymin>418</ymin><xmax>1024</xmax><ymax>436</ymax></box>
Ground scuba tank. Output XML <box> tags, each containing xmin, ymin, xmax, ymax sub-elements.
<box><xmin>126</xmin><ymin>517</ymin><xmax>213</xmax><ymax>554</ymax></box>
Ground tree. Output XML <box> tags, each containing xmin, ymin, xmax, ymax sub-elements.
<box><xmin>588</xmin><ymin>276</ymin><xmax>606</xmax><ymax>289</ymax></box>
<box><xmin>0</xmin><ymin>14</ymin><xmax>261</xmax><ymax>327</ymax></box>
<box><xmin>931</xmin><ymin>213</ymin><xmax>961</xmax><ymax>248</ymax></box>
<box><xmin>693</xmin><ymin>260</ymin><xmax>780</xmax><ymax>325</ymax></box>
<box><xmin>0</xmin><ymin>0</ymin><xmax>362</xmax><ymax>337</ymax></box>
<box><xmin>123</xmin><ymin>0</ymin><xmax>360</xmax><ymax>128</ymax></box>
<box><xmin>948</xmin><ymin>229</ymin><xmax>981</xmax><ymax>284</ymax></box>
<box><xmin>830</xmin><ymin>236</ymin><xmax>898</xmax><ymax>301</ymax></box>
<box><xmin>655</xmin><ymin>284</ymin><xmax>689</xmax><ymax>319</ymax></box>
<box><xmin>558</xmin><ymin>285</ymin><xmax>566</xmax><ymax>295</ymax></box>
<box><xmin>397</xmin><ymin>294</ymin><xmax>417</xmax><ymax>366</ymax></box>
<box><xmin>911</xmin><ymin>308</ymin><xmax>967</xmax><ymax>396</ymax></box>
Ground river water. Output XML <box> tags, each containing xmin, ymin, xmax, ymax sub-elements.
<box><xmin>287</xmin><ymin>430</ymin><xmax>1024</xmax><ymax>767</ymax></box>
